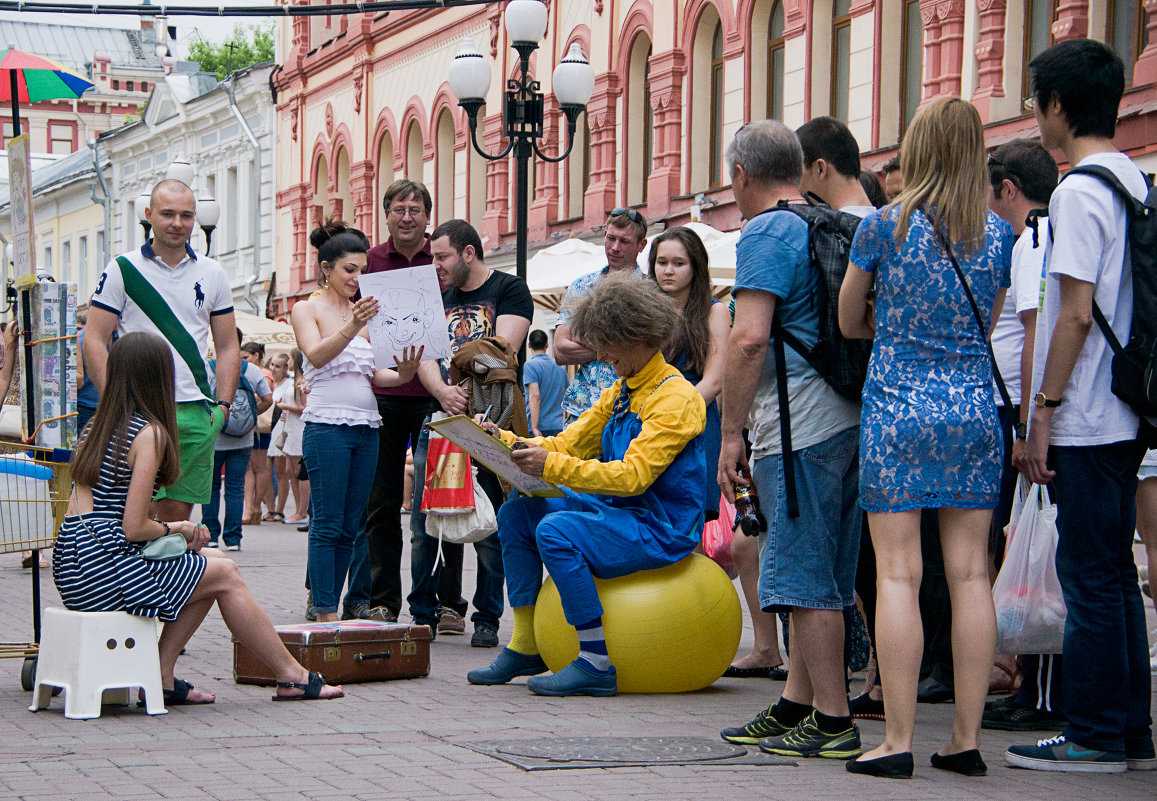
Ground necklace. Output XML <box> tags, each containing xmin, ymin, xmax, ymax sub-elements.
<box><xmin>324</xmin><ymin>287</ymin><xmax>352</xmax><ymax>321</ymax></box>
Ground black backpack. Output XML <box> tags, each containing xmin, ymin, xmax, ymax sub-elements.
<box><xmin>1056</xmin><ymin>165</ymin><xmax>1157</xmax><ymax>445</ymax></box>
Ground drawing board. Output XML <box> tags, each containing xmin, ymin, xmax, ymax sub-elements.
<box><xmin>358</xmin><ymin>266</ymin><xmax>453</xmax><ymax>369</ymax></box>
<box><xmin>426</xmin><ymin>415</ymin><xmax>565</xmax><ymax>498</ymax></box>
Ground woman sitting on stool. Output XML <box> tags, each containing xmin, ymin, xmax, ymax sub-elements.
<box><xmin>468</xmin><ymin>274</ymin><xmax>707</xmax><ymax>697</ymax></box>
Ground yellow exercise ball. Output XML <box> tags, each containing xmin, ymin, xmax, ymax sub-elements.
<box><xmin>532</xmin><ymin>553</ymin><xmax>742</xmax><ymax>693</ymax></box>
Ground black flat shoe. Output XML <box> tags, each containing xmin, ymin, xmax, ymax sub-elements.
<box><xmin>931</xmin><ymin>749</ymin><xmax>987</xmax><ymax>776</ymax></box>
<box><xmin>846</xmin><ymin>752</ymin><xmax>914</xmax><ymax>779</ymax></box>
<box><xmin>722</xmin><ymin>664</ymin><xmax>788</xmax><ymax>680</ymax></box>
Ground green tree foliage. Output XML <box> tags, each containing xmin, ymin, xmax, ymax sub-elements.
<box><xmin>187</xmin><ymin>23</ymin><xmax>275</xmax><ymax>81</ymax></box>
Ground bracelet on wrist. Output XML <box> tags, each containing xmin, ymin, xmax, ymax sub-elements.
<box><xmin>154</xmin><ymin>518</ymin><xmax>171</xmax><ymax>537</ymax></box>
<box><xmin>339</xmin><ymin>327</ymin><xmax>355</xmax><ymax>340</ymax></box>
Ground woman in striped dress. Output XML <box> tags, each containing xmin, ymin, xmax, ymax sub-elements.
<box><xmin>52</xmin><ymin>332</ymin><xmax>344</xmax><ymax>704</ymax></box>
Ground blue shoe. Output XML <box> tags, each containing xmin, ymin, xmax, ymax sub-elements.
<box><xmin>526</xmin><ymin>659</ymin><xmax>617</xmax><ymax>697</ymax></box>
<box><xmin>466</xmin><ymin>648</ymin><xmax>548</xmax><ymax>685</ymax></box>
<box><xmin>1006</xmin><ymin>735</ymin><xmax>1127</xmax><ymax>773</ymax></box>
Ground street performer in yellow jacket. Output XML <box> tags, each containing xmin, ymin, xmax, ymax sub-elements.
<box><xmin>468</xmin><ymin>273</ymin><xmax>707</xmax><ymax>697</ymax></box>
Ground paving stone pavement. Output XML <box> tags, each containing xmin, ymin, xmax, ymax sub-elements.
<box><xmin>0</xmin><ymin>516</ymin><xmax>1153</xmax><ymax>801</ymax></box>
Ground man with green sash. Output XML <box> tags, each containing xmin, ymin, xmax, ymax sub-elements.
<box><xmin>85</xmin><ymin>179</ymin><xmax>239</xmax><ymax>524</ymax></box>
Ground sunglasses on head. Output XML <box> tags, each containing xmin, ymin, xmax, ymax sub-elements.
<box><xmin>608</xmin><ymin>207</ymin><xmax>643</xmax><ymax>224</ymax></box>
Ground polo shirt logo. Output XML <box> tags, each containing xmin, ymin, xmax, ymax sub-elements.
<box><xmin>194</xmin><ymin>280</ymin><xmax>205</xmax><ymax>308</ymax></box>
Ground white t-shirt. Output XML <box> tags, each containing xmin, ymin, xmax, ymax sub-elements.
<box><xmin>1033</xmin><ymin>152</ymin><xmax>1147</xmax><ymax>446</ymax></box>
<box><xmin>91</xmin><ymin>244</ymin><xmax>233</xmax><ymax>404</ymax></box>
<box><xmin>991</xmin><ymin>226</ymin><xmax>1046</xmax><ymax>404</ymax></box>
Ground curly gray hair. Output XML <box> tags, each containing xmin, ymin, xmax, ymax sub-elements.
<box><xmin>567</xmin><ymin>272</ymin><xmax>679</xmax><ymax>354</ymax></box>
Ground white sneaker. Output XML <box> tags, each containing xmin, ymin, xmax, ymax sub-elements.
<box><xmin>225</xmin><ymin>544</ymin><xmax>240</xmax><ymax>552</ymax></box>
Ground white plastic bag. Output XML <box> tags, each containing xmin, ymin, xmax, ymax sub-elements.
<box><xmin>992</xmin><ymin>480</ymin><xmax>1067</xmax><ymax>654</ymax></box>
<box><xmin>426</xmin><ymin>465</ymin><xmax>497</xmax><ymax>545</ymax></box>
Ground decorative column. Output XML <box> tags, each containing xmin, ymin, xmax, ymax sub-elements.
<box><xmin>275</xmin><ymin>184</ymin><xmax>311</xmax><ymax>298</ymax></box>
<box><xmin>528</xmin><ymin>102</ymin><xmax>561</xmax><ymax>239</ymax></box>
<box><xmin>918</xmin><ymin>0</ymin><xmax>943</xmax><ymax>109</ymax></box>
<box><xmin>1133</xmin><ymin>0</ymin><xmax>1157</xmax><ymax>86</ymax></box>
<box><xmin>1050</xmin><ymin>0</ymin><xmax>1089</xmax><ymax>42</ymax></box>
<box><xmin>971</xmin><ymin>0</ymin><xmax>1007</xmax><ymax>122</ymax></box>
<box><xmin>479</xmin><ymin>111</ymin><xmax>509</xmax><ymax>244</ymax></box>
<box><xmin>643</xmin><ymin>49</ymin><xmax>685</xmax><ymax>222</ymax></box>
<box><xmin>583</xmin><ymin>72</ymin><xmax>621</xmax><ymax>230</ymax></box>
<box><xmin>934</xmin><ymin>0</ymin><xmax>967</xmax><ymax>98</ymax></box>
<box><xmin>348</xmin><ymin>160</ymin><xmax>375</xmax><ymax>236</ymax></box>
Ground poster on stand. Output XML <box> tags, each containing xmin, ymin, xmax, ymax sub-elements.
<box><xmin>7</xmin><ymin>135</ymin><xmax>35</xmax><ymax>278</ymax></box>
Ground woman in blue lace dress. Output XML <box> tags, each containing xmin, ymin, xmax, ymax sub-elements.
<box><xmin>839</xmin><ymin>97</ymin><xmax>1012</xmax><ymax>779</ymax></box>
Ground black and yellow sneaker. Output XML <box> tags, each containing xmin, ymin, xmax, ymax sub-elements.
<box><xmin>720</xmin><ymin>705</ymin><xmax>794</xmax><ymax>745</ymax></box>
<box><xmin>758</xmin><ymin>712</ymin><xmax>863</xmax><ymax>759</ymax></box>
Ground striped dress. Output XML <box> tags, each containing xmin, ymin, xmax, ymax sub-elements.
<box><xmin>52</xmin><ymin>414</ymin><xmax>206</xmax><ymax>621</ymax></box>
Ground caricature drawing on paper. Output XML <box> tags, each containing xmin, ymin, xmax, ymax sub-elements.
<box><xmin>359</xmin><ymin>265</ymin><xmax>453</xmax><ymax>368</ymax></box>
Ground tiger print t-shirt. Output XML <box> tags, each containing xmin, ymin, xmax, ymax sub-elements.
<box><xmin>438</xmin><ymin>270</ymin><xmax>534</xmax><ymax>380</ymax></box>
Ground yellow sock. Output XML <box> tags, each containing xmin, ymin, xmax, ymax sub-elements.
<box><xmin>507</xmin><ymin>605</ymin><xmax>538</xmax><ymax>655</ymax></box>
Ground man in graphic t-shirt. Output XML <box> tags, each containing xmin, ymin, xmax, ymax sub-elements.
<box><xmin>1008</xmin><ymin>39</ymin><xmax>1154</xmax><ymax>774</ymax></box>
<box><xmin>412</xmin><ymin>219</ymin><xmax>534</xmax><ymax>647</ymax></box>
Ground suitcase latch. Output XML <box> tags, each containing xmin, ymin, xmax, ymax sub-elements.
<box><xmin>323</xmin><ymin>647</ymin><xmax>341</xmax><ymax>662</ymax></box>
<box><xmin>400</xmin><ymin>641</ymin><xmax>417</xmax><ymax>656</ymax></box>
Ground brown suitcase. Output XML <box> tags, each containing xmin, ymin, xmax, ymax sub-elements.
<box><xmin>233</xmin><ymin>621</ymin><xmax>433</xmax><ymax>686</ymax></box>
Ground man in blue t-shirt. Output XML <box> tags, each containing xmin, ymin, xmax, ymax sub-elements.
<box><xmin>523</xmin><ymin>329</ymin><xmax>569</xmax><ymax>438</ymax></box>
<box><xmin>717</xmin><ymin>120</ymin><xmax>863</xmax><ymax>761</ymax></box>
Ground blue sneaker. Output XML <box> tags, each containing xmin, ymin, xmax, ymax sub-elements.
<box><xmin>466</xmin><ymin>648</ymin><xmax>548</xmax><ymax>685</ymax></box>
<box><xmin>526</xmin><ymin>659</ymin><xmax>617</xmax><ymax>697</ymax></box>
<box><xmin>1007</xmin><ymin>735</ymin><xmax>1127</xmax><ymax>773</ymax></box>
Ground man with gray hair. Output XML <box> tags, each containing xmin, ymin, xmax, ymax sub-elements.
<box><xmin>717</xmin><ymin>120</ymin><xmax>863</xmax><ymax>762</ymax></box>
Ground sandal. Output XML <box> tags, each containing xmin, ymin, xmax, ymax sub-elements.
<box><xmin>272</xmin><ymin>671</ymin><xmax>343</xmax><ymax>701</ymax></box>
<box><xmin>163</xmin><ymin>678</ymin><xmax>215</xmax><ymax>705</ymax></box>
<box><xmin>263</xmin><ymin>512</ymin><xmax>285</xmax><ymax>523</ymax></box>
<box><xmin>988</xmin><ymin>658</ymin><xmax>1022</xmax><ymax>695</ymax></box>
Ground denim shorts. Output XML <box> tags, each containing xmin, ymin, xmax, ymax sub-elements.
<box><xmin>753</xmin><ymin>426</ymin><xmax>861</xmax><ymax>613</ymax></box>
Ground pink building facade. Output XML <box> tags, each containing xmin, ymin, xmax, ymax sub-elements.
<box><xmin>271</xmin><ymin>0</ymin><xmax>1157</xmax><ymax>311</ymax></box>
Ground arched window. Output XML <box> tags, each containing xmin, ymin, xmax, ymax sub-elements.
<box><xmin>831</xmin><ymin>0</ymin><xmax>852</xmax><ymax>122</ymax></box>
<box><xmin>625</xmin><ymin>34</ymin><xmax>653</xmax><ymax>206</ymax></box>
<box><xmin>1108</xmin><ymin>0</ymin><xmax>1151</xmax><ymax>85</ymax></box>
<box><xmin>375</xmin><ymin>130</ymin><xmax>394</xmax><ymax>240</ymax></box>
<box><xmin>334</xmin><ymin>147</ymin><xmax>352</xmax><ymax>223</ymax></box>
<box><xmin>769</xmin><ymin>1</ymin><xmax>785</xmax><ymax>120</ymax></box>
<box><xmin>435</xmin><ymin>110</ymin><xmax>455</xmax><ymax>224</ymax></box>
<box><xmin>469</xmin><ymin>106</ymin><xmax>487</xmax><ymax>225</ymax></box>
<box><xmin>313</xmin><ymin>155</ymin><xmax>329</xmax><ymax>276</ymax></box>
<box><xmin>900</xmin><ymin>0</ymin><xmax>922</xmax><ymax>132</ymax></box>
<box><xmin>405</xmin><ymin>121</ymin><xmax>423</xmax><ymax>182</ymax></box>
<box><xmin>567</xmin><ymin>117</ymin><xmax>589</xmax><ymax>218</ymax></box>
<box><xmin>709</xmin><ymin>24</ymin><xmax>725</xmax><ymax>187</ymax></box>
<box><xmin>1023</xmin><ymin>0</ymin><xmax>1056</xmax><ymax>99</ymax></box>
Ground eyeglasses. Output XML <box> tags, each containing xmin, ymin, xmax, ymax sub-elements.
<box><xmin>1021</xmin><ymin>95</ymin><xmax>1036</xmax><ymax>113</ymax></box>
<box><xmin>388</xmin><ymin>206</ymin><xmax>427</xmax><ymax>219</ymax></box>
<box><xmin>608</xmin><ymin>207</ymin><xmax>643</xmax><ymax>224</ymax></box>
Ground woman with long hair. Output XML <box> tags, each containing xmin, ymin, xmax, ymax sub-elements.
<box><xmin>52</xmin><ymin>332</ymin><xmax>344</xmax><ymax>702</ymax></box>
<box><xmin>290</xmin><ymin>221</ymin><xmax>422</xmax><ymax>622</ymax></box>
<box><xmin>839</xmin><ymin>97</ymin><xmax>1012</xmax><ymax>778</ymax></box>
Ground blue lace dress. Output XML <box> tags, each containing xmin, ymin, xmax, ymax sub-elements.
<box><xmin>850</xmin><ymin>207</ymin><xmax>1012</xmax><ymax>512</ymax></box>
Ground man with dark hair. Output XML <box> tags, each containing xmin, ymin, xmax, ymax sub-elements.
<box><xmin>796</xmin><ymin>117</ymin><xmax>875</xmax><ymax>217</ymax></box>
<box><xmin>1009</xmin><ymin>39</ymin><xmax>1154</xmax><ymax>774</ymax></box>
<box><xmin>412</xmin><ymin>218</ymin><xmax>534</xmax><ymax>647</ymax></box>
<box><xmin>881</xmin><ymin>156</ymin><xmax>902</xmax><ymax>203</ymax></box>
<box><xmin>553</xmin><ymin>209</ymin><xmax>647</xmax><ymax>421</ymax></box>
<box><xmin>358</xmin><ymin>178</ymin><xmax>444</xmax><ymax>626</ymax></box>
<box><xmin>523</xmin><ymin>329</ymin><xmax>568</xmax><ymax>438</ymax></box>
<box><xmin>718</xmin><ymin>121</ymin><xmax>863</xmax><ymax>761</ymax></box>
<box><xmin>982</xmin><ymin>138</ymin><xmax>1066</xmax><ymax>735</ymax></box>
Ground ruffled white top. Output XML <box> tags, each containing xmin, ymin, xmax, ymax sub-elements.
<box><xmin>301</xmin><ymin>336</ymin><xmax>381</xmax><ymax>428</ymax></box>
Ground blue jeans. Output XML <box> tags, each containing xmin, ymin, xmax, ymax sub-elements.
<box><xmin>201</xmin><ymin>446</ymin><xmax>252</xmax><ymax>546</ymax></box>
<box><xmin>1050</xmin><ymin>440</ymin><xmax>1151</xmax><ymax>754</ymax></box>
<box><xmin>303</xmin><ymin>422</ymin><xmax>379</xmax><ymax>615</ymax></box>
<box><xmin>408</xmin><ymin>423</ymin><xmax>505</xmax><ymax>629</ymax></box>
<box><xmin>342</xmin><ymin>509</ymin><xmax>372</xmax><ymax>609</ymax></box>
<box><xmin>753</xmin><ymin>426</ymin><xmax>861</xmax><ymax>612</ymax></box>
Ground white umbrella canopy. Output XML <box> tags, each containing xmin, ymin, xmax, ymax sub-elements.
<box><xmin>231</xmin><ymin>310</ymin><xmax>297</xmax><ymax>362</ymax></box>
<box><xmin>526</xmin><ymin>238</ymin><xmax>607</xmax><ymax>311</ymax></box>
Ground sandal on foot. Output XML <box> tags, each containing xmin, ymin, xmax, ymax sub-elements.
<box><xmin>263</xmin><ymin>512</ymin><xmax>285</xmax><ymax>522</ymax></box>
<box><xmin>272</xmin><ymin>671</ymin><xmax>343</xmax><ymax>701</ymax></box>
<box><xmin>164</xmin><ymin>678</ymin><xmax>215</xmax><ymax>705</ymax></box>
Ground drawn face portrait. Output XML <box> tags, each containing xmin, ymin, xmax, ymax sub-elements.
<box><xmin>380</xmin><ymin>289</ymin><xmax>434</xmax><ymax>350</ymax></box>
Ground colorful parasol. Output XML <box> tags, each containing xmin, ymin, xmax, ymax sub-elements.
<box><xmin>0</xmin><ymin>47</ymin><xmax>94</xmax><ymax>135</ymax></box>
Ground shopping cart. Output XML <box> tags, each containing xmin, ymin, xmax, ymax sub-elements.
<box><xmin>0</xmin><ymin>441</ymin><xmax>71</xmax><ymax>690</ymax></box>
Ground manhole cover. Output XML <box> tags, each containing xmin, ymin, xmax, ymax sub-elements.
<box><xmin>495</xmin><ymin>736</ymin><xmax>746</xmax><ymax>764</ymax></box>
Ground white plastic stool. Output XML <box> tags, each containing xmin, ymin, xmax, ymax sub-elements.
<box><xmin>29</xmin><ymin>608</ymin><xmax>168</xmax><ymax>719</ymax></box>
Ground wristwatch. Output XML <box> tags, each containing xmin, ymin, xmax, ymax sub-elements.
<box><xmin>216</xmin><ymin>399</ymin><xmax>232</xmax><ymax>410</ymax></box>
<box><xmin>1015</xmin><ymin>422</ymin><xmax>1028</xmax><ymax>440</ymax></box>
<box><xmin>1034</xmin><ymin>391</ymin><xmax>1062</xmax><ymax>408</ymax></box>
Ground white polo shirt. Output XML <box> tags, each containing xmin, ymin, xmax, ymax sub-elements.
<box><xmin>90</xmin><ymin>242</ymin><xmax>233</xmax><ymax>404</ymax></box>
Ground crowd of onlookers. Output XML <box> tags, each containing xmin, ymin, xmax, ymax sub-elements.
<box><xmin>0</xmin><ymin>34</ymin><xmax>1151</xmax><ymax>779</ymax></box>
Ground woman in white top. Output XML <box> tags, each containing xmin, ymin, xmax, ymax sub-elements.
<box><xmin>290</xmin><ymin>221</ymin><xmax>422</xmax><ymax>622</ymax></box>
<box><xmin>267</xmin><ymin>352</ymin><xmax>306</xmax><ymax>521</ymax></box>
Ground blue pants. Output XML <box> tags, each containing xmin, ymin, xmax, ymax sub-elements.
<box><xmin>201</xmin><ymin>447</ymin><xmax>252</xmax><ymax>547</ymax></box>
<box><xmin>499</xmin><ymin>493</ymin><xmax>695</xmax><ymax>626</ymax></box>
<box><xmin>1051</xmin><ymin>440</ymin><xmax>1150</xmax><ymax>753</ymax></box>
<box><xmin>408</xmin><ymin>424</ymin><xmax>504</xmax><ymax>628</ymax></box>
<box><xmin>303</xmin><ymin>422</ymin><xmax>379</xmax><ymax>615</ymax></box>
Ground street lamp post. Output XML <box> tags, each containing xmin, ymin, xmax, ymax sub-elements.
<box><xmin>448</xmin><ymin>0</ymin><xmax>595</xmax><ymax>284</ymax></box>
<box><xmin>134</xmin><ymin>194</ymin><xmax>152</xmax><ymax>242</ymax></box>
<box><xmin>197</xmin><ymin>196</ymin><xmax>221</xmax><ymax>256</ymax></box>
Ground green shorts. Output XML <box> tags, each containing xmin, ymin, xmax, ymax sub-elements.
<box><xmin>155</xmin><ymin>401</ymin><xmax>225</xmax><ymax>505</ymax></box>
